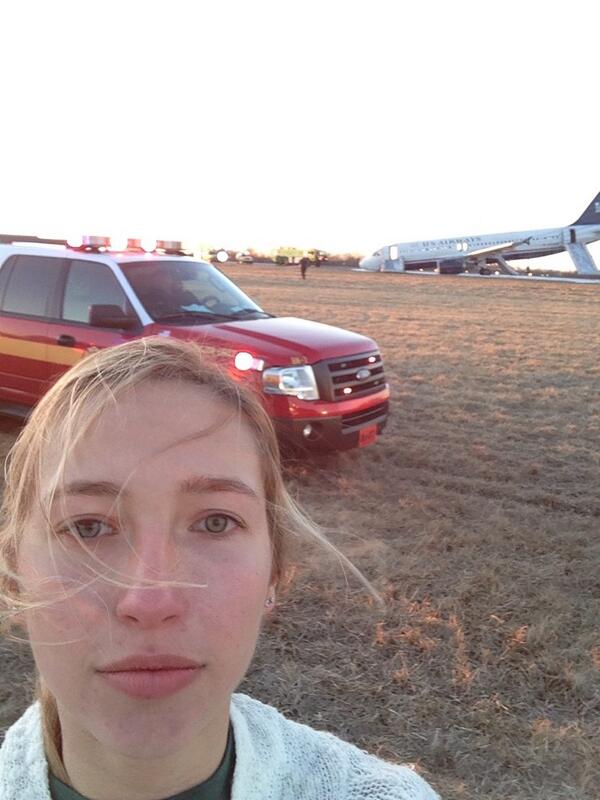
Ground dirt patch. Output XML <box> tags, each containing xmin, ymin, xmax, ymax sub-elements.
<box><xmin>2</xmin><ymin>267</ymin><xmax>599</xmax><ymax>799</ymax></box>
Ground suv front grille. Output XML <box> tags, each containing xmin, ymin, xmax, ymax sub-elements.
<box><xmin>314</xmin><ymin>351</ymin><xmax>387</xmax><ymax>402</ymax></box>
<box><xmin>341</xmin><ymin>401</ymin><xmax>389</xmax><ymax>430</ymax></box>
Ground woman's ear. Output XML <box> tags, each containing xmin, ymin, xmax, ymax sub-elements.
<box><xmin>263</xmin><ymin>585</ymin><xmax>277</xmax><ymax>613</ymax></box>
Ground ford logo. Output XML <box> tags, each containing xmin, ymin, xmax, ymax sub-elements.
<box><xmin>356</xmin><ymin>368</ymin><xmax>371</xmax><ymax>381</ymax></box>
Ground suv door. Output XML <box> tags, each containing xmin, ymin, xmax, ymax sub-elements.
<box><xmin>46</xmin><ymin>258</ymin><xmax>142</xmax><ymax>386</ymax></box>
<box><xmin>0</xmin><ymin>254</ymin><xmax>66</xmax><ymax>409</ymax></box>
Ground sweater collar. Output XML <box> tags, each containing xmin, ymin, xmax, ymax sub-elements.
<box><xmin>0</xmin><ymin>696</ymin><xmax>278</xmax><ymax>800</ymax></box>
<box><xmin>0</xmin><ymin>702</ymin><xmax>50</xmax><ymax>800</ymax></box>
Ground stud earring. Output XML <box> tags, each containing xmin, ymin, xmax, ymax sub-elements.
<box><xmin>265</xmin><ymin>596</ymin><xmax>275</xmax><ymax>608</ymax></box>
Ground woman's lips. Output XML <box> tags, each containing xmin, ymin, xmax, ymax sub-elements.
<box><xmin>97</xmin><ymin>655</ymin><xmax>203</xmax><ymax>700</ymax></box>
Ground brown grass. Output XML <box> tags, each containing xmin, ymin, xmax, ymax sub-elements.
<box><xmin>2</xmin><ymin>266</ymin><xmax>599</xmax><ymax>799</ymax></box>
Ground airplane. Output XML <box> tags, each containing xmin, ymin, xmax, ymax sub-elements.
<box><xmin>358</xmin><ymin>191</ymin><xmax>600</xmax><ymax>276</ymax></box>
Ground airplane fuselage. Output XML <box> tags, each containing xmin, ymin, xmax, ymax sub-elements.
<box><xmin>359</xmin><ymin>216</ymin><xmax>600</xmax><ymax>274</ymax></box>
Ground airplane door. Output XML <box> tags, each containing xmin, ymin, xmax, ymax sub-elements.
<box><xmin>383</xmin><ymin>246</ymin><xmax>396</xmax><ymax>270</ymax></box>
<box><xmin>383</xmin><ymin>245</ymin><xmax>403</xmax><ymax>272</ymax></box>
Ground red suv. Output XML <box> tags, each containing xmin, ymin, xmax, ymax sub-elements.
<box><xmin>0</xmin><ymin>235</ymin><xmax>389</xmax><ymax>450</ymax></box>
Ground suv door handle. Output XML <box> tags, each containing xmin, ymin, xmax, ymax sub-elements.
<box><xmin>56</xmin><ymin>334</ymin><xmax>77</xmax><ymax>347</ymax></box>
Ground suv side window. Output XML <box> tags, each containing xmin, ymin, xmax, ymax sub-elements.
<box><xmin>62</xmin><ymin>260</ymin><xmax>135</xmax><ymax>324</ymax></box>
<box><xmin>1</xmin><ymin>255</ymin><xmax>65</xmax><ymax>317</ymax></box>
<box><xmin>0</xmin><ymin>258</ymin><xmax>11</xmax><ymax>304</ymax></box>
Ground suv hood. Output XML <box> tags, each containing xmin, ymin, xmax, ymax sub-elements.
<box><xmin>162</xmin><ymin>316</ymin><xmax>377</xmax><ymax>364</ymax></box>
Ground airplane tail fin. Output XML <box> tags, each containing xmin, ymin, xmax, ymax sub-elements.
<box><xmin>572</xmin><ymin>191</ymin><xmax>600</xmax><ymax>226</ymax></box>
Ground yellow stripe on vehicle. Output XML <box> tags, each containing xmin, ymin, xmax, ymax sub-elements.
<box><xmin>0</xmin><ymin>335</ymin><xmax>46</xmax><ymax>361</ymax></box>
<box><xmin>47</xmin><ymin>342</ymin><xmax>87</xmax><ymax>366</ymax></box>
<box><xmin>0</xmin><ymin>335</ymin><xmax>87</xmax><ymax>367</ymax></box>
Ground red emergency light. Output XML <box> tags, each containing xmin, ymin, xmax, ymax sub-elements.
<box><xmin>65</xmin><ymin>235</ymin><xmax>188</xmax><ymax>255</ymax></box>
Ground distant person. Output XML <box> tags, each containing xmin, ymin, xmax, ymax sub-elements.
<box><xmin>299</xmin><ymin>255</ymin><xmax>311</xmax><ymax>280</ymax></box>
<box><xmin>0</xmin><ymin>338</ymin><xmax>440</xmax><ymax>800</ymax></box>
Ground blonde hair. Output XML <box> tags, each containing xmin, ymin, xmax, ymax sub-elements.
<box><xmin>0</xmin><ymin>337</ymin><xmax>375</xmax><ymax>783</ymax></box>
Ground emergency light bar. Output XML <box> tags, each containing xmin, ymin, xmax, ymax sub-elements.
<box><xmin>122</xmin><ymin>238</ymin><xmax>156</xmax><ymax>252</ymax></box>
<box><xmin>81</xmin><ymin>235</ymin><xmax>111</xmax><ymax>250</ymax></box>
<box><xmin>0</xmin><ymin>233</ymin><xmax>189</xmax><ymax>255</ymax></box>
<box><xmin>68</xmin><ymin>236</ymin><xmax>188</xmax><ymax>255</ymax></box>
<box><xmin>156</xmin><ymin>239</ymin><xmax>187</xmax><ymax>255</ymax></box>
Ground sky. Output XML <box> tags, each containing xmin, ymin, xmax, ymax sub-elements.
<box><xmin>1</xmin><ymin>1</ymin><xmax>599</xmax><ymax>270</ymax></box>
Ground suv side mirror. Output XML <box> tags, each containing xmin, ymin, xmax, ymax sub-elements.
<box><xmin>89</xmin><ymin>304</ymin><xmax>139</xmax><ymax>330</ymax></box>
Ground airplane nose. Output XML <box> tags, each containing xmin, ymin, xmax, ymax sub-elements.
<box><xmin>358</xmin><ymin>256</ymin><xmax>381</xmax><ymax>271</ymax></box>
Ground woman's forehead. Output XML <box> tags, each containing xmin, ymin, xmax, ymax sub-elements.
<box><xmin>42</xmin><ymin>381</ymin><xmax>265</xmax><ymax>498</ymax></box>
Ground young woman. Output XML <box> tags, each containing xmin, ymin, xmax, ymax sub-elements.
<box><xmin>0</xmin><ymin>338</ymin><xmax>439</xmax><ymax>800</ymax></box>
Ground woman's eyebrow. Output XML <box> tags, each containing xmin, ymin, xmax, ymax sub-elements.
<box><xmin>49</xmin><ymin>481</ymin><xmax>122</xmax><ymax>504</ymax></box>
<box><xmin>178</xmin><ymin>476</ymin><xmax>259</xmax><ymax>500</ymax></box>
<box><xmin>49</xmin><ymin>476</ymin><xmax>259</xmax><ymax>503</ymax></box>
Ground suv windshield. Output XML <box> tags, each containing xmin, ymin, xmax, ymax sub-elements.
<box><xmin>121</xmin><ymin>260</ymin><xmax>267</xmax><ymax>322</ymax></box>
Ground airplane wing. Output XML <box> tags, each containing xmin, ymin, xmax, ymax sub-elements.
<box><xmin>437</xmin><ymin>237</ymin><xmax>532</xmax><ymax>265</ymax></box>
<box><xmin>466</xmin><ymin>237</ymin><xmax>531</xmax><ymax>258</ymax></box>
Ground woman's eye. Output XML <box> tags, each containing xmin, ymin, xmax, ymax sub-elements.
<box><xmin>195</xmin><ymin>514</ymin><xmax>240</xmax><ymax>535</ymax></box>
<box><xmin>61</xmin><ymin>519</ymin><xmax>115</xmax><ymax>539</ymax></box>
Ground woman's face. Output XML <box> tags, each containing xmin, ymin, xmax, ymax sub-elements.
<box><xmin>17</xmin><ymin>380</ymin><xmax>275</xmax><ymax>758</ymax></box>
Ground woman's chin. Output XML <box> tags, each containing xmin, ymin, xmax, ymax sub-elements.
<box><xmin>84</xmin><ymin>689</ymin><xmax>230</xmax><ymax>758</ymax></box>
<box><xmin>98</xmin><ymin>713</ymin><xmax>210</xmax><ymax>759</ymax></box>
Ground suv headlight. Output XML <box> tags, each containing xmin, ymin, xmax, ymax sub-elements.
<box><xmin>262</xmin><ymin>365</ymin><xmax>319</xmax><ymax>400</ymax></box>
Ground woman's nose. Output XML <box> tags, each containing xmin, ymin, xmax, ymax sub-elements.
<box><xmin>115</xmin><ymin>581</ymin><xmax>188</xmax><ymax>628</ymax></box>
<box><xmin>114</xmin><ymin>542</ymin><xmax>189</xmax><ymax>628</ymax></box>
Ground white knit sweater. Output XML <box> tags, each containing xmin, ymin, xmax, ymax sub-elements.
<box><xmin>0</xmin><ymin>693</ymin><xmax>440</xmax><ymax>799</ymax></box>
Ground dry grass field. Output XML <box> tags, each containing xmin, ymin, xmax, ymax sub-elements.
<box><xmin>1</xmin><ymin>265</ymin><xmax>599</xmax><ymax>799</ymax></box>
